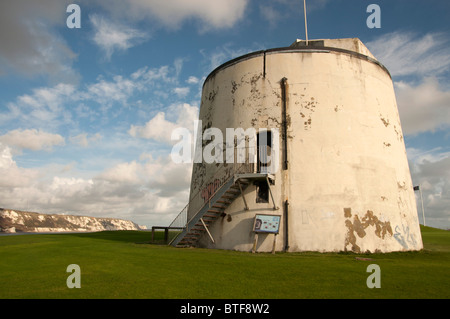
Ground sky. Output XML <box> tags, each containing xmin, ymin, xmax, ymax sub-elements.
<box><xmin>0</xmin><ymin>0</ymin><xmax>449</xmax><ymax>230</ymax></box>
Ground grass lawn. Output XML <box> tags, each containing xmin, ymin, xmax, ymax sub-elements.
<box><xmin>0</xmin><ymin>225</ymin><xmax>448</xmax><ymax>299</ymax></box>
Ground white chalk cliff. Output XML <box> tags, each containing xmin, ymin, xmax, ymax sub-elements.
<box><xmin>0</xmin><ymin>208</ymin><xmax>147</xmax><ymax>233</ymax></box>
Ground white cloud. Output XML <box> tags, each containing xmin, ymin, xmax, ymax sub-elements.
<box><xmin>129</xmin><ymin>103</ymin><xmax>199</xmax><ymax>144</ymax></box>
<box><xmin>131</xmin><ymin>65</ymin><xmax>171</xmax><ymax>83</ymax></box>
<box><xmin>129</xmin><ymin>60</ymin><xmax>184</xmax><ymax>86</ymax></box>
<box><xmin>143</xmin><ymin>156</ymin><xmax>192</xmax><ymax>197</ymax></box>
<box><xmin>173</xmin><ymin>87</ymin><xmax>190</xmax><ymax>97</ymax></box>
<box><xmin>367</xmin><ymin>32</ymin><xmax>450</xmax><ymax>77</ymax></box>
<box><xmin>407</xmin><ymin>147</ymin><xmax>450</xmax><ymax>166</ymax></box>
<box><xmin>0</xmin><ymin>129</ymin><xmax>65</xmax><ymax>152</ymax></box>
<box><xmin>84</xmin><ymin>75</ymin><xmax>141</xmax><ymax>106</ymax></box>
<box><xmin>0</xmin><ymin>144</ymin><xmax>15</xmax><ymax>169</ymax></box>
<box><xmin>2</xmin><ymin>83</ymin><xmax>76</xmax><ymax>129</ymax></box>
<box><xmin>259</xmin><ymin>5</ymin><xmax>282</xmax><ymax>28</ymax></box>
<box><xmin>97</xmin><ymin>161</ymin><xmax>141</xmax><ymax>184</ymax></box>
<box><xmin>0</xmin><ymin>0</ymin><xmax>78</xmax><ymax>82</ymax></box>
<box><xmin>186</xmin><ymin>76</ymin><xmax>200</xmax><ymax>84</ymax></box>
<box><xmin>90</xmin><ymin>14</ymin><xmax>148</xmax><ymax>60</ymax></box>
<box><xmin>307</xmin><ymin>0</ymin><xmax>331</xmax><ymax>11</ymax></box>
<box><xmin>49</xmin><ymin>176</ymin><xmax>94</xmax><ymax>198</ymax></box>
<box><xmin>101</xmin><ymin>0</ymin><xmax>249</xmax><ymax>30</ymax></box>
<box><xmin>395</xmin><ymin>77</ymin><xmax>450</xmax><ymax>136</ymax></box>
<box><xmin>408</xmin><ymin>147</ymin><xmax>450</xmax><ymax>229</ymax></box>
<box><xmin>258</xmin><ymin>0</ymin><xmax>330</xmax><ymax>27</ymax></box>
<box><xmin>129</xmin><ymin>112</ymin><xmax>178</xmax><ymax>143</ymax></box>
<box><xmin>70</xmin><ymin>133</ymin><xmax>102</xmax><ymax>147</ymax></box>
<box><xmin>0</xmin><ymin>143</ymin><xmax>39</xmax><ymax>187</ymax></box>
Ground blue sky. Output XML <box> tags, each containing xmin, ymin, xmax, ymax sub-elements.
<box><xmin>0</xmin><ymin>0</ymin><xmax>449</xmax><ymax>229</ymax></box>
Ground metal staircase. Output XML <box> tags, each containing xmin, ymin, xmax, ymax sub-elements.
<box><xmin>169</xmin><ymin>171</ymin><xmax>276</xmax><ymax>248</ymax></box>
<box><xmin>169</xmin><ymin>174</ymin><xmax>252</xmax><ymax>247</ymax></box>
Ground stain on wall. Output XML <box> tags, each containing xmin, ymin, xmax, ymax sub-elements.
<box><xmin>393</xmin><ymin>224</ymin><xmax>418</xmax><ymax>249</ymax></box>
<box><xmin>379</xmin><ymin>114</ymin><xmax>390</xmax><ymax>127</ymax></box>
<box><xmin>344</xmin><ymin>208</ymin><xmax>393</xmax><ymax>253</ymax></box>
<box><xmin>298</xmin><ymin>96</ymin><xmax>317</xmax><ymax>130</ymax></box>
<box><xmin>201</xmin><ymin>178</ymin><xmax>222</xmax><ymax>203</ymax></box>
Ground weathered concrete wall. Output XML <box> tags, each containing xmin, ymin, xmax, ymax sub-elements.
<box><xmin>190</xmin><ymin>38</ymin><xmax>423</xmax><ymax>253</ymax></box>
<box><xmin>0</xmin><ymin>208</ymin><xmax>147</xmax><ymax>233</ymax></box>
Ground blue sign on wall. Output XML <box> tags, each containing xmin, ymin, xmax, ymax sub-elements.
<box><xmin>253</xmin><ymin>214</ymin><xmax>281</xmax><ymax>234</ymax></box>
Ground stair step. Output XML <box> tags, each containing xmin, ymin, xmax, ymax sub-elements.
<box><xmin>185</xmin><ymin>233</ymin><xmax>201</xmax><ymax>238</ymax></box>
<box><xmin>225</xmin><ymin>189</ymin><xmax>240</xmax><ymax>194</ymax></box>
<box><xmin>195</xmin><ymin>222</ymin><xmax>211</xmax><ymax>227</ymax></box>
<box><xmin>206</xmin><ymin>209</ymin><xmax>223</xmax><ymax>214</ymax></box>
<box><xmin>217</xmin><ymin>199</ymin><xmax>232</xmax><ymax>205</ymax></box>
<box><xmin>178</xmin><ymin>243</ymin><xmax>194</xmax><ymax>247</ymax></box>
<box><xmin>179</xmin><ymin>239</ymin><xmax>194</xmax><ymax>244</ymax></box>
<box><xmin>221</xmin><ymin>194</ymin><xmax>239</xmax><ymax>199</ymax></box>
<box><xmin>202</xmin><ymin>217</ymin><xmax>220</xmax><ymax>222</ymax></box>
<box><xmin>195</xmin><ymin>223</ymin><xmax>212</xmax><ymax>228</ymax></box>
<box><xmin>186</xmin><ymin>231</ymin><xmax>202</xmax><ymax>235</ymax></box>
<box><xmin>202</xmin><ymin>215</ymin><xmax>219</xmax><ymax>220</ymax></box>
<box><xmin>196</xmin><ymin>219</ymin><xmax>212</xmax><ymax>224</ymax></box>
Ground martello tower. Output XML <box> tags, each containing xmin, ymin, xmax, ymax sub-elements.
<box><xmin>171</xmin><ymin>38</ymin><xmax>423</xmax><ymax>253</ymax></box>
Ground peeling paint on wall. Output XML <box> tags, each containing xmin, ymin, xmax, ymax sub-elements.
<box><xmin>298</xmin><ymin>96</ymin><xmax>317</xmax><ymax>130</ymax></box>
<box><xmin>344</xmin><ymin>208</ymin><xmax>393</xmax><ymax>253</ymax></box>
<box><xmin>380</xmin><ymin>114</ymin><xmax>390</xmax><ymax>127</ymax></box>
<box><xmin>393</xmin><ymin>125</ymin><xmax>403</xmax><ymax>142</ymax></box>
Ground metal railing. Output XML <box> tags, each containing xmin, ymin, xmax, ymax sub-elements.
<box><xmin>168</xmin><ymin>161</ymin><xmax>255</xmax><ymax>246</ymax></box>
<box><xmin>167</xmin><ymin>146</ymin><xmax>258</xmax><ymax>231</ymax></box>
<box><xmin>168</xmin><ymin>204</ymin><xmax>188</xmax><ymax>228</ymax></box>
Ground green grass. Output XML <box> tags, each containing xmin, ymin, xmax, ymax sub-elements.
<box><xmin>0</xmin><ymin>226</ymin><xmax>449</xmax><ymax>299</ymax></box>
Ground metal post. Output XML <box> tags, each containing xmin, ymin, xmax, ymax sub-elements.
<box><xmin>200</xmin><ymin>218</ymin><xmax>215</xmax><ymax>243</ymax></box>
<box><xmin>284</xmin><ymin>200</ymin><xmax>289</xmax><ymax>251</ymax></box>
<box><xmin>272</xmin><ymin>234</ymin><xmax>277</xmax><ymax>254</ymax></box>
<box><xmin>237</xmin><ymin>180</ymin><xmax>249</xmax><ymax>210</ymax></box>
<box><xmin>252</xmin><ymin>233</ymin><xmax>259</xmax><ymax>253</ymax></box>
<box><xmin>419</xmin><ymin>187</ymin><xmax>426</xmax><ymax>226</ymax></box>
<box><xmin>281</xmin><ymin>77</ymin><xmax>288</xmax><ymax>171</ymax></box>
<box><xmin>303</xmin><ymin>0</ymin><xmax>308</xmax><ymax>45</ymax></box>
<box><xmin>266</xmin><ymin>176</ymin><xmax>277</xmax><ymax>210</ymax></box>
<box><xmin>414</xmin><ymin>185</ymin><xmax>426</xmax><ymax>226</ymax></box>
<box><xmin>164</xmin><ymin>228</ymin><xmax>169</xmax><ymax>244</ymax></box>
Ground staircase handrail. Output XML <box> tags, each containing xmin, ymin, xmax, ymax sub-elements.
<box><xmin>167</xmin><ymin>145</ymin><xmax>256</xmax><ymax>229</ymax></box>
<box><xmin>168</xmin><ymin>165</ymin><xmax>251</xmax><ymax>246</ymax></box>
<box><xmin>167</xmin><ymin>160</ymin><xmax>254</xmax><ymax>246</ymax></box>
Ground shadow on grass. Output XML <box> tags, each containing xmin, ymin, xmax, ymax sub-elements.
<box><xmin>65</xmin><ymin>230</ymin><xmax>152</xmax><ymax>243</ymax></box>
<box><xmin>64</xmin><ymin>230</ymin><xmax>182</xmax><ymax>245</ymax></box>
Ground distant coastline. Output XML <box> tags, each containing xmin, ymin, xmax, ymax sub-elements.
<box><xmin>0</xmin><ymin>208</ymin><xmax>147</xmax><ymax>233</ymax></box>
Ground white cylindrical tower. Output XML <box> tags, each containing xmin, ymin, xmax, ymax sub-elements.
<box><xmin>176</xmin><ymin>38</ymin><xmax>423</xmax><ymax>253</ymax></box>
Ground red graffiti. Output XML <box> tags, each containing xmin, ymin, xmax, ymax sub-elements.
<box><xmin>201</xmin><ymin>179</ymin><xmax>222</xmax><ymax>203</ymax></box>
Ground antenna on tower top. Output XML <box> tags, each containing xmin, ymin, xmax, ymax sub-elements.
<box><xmin>303</xmin><ymin>0</ymin><xmax>309</xmax><ymax>45</ymax></box>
